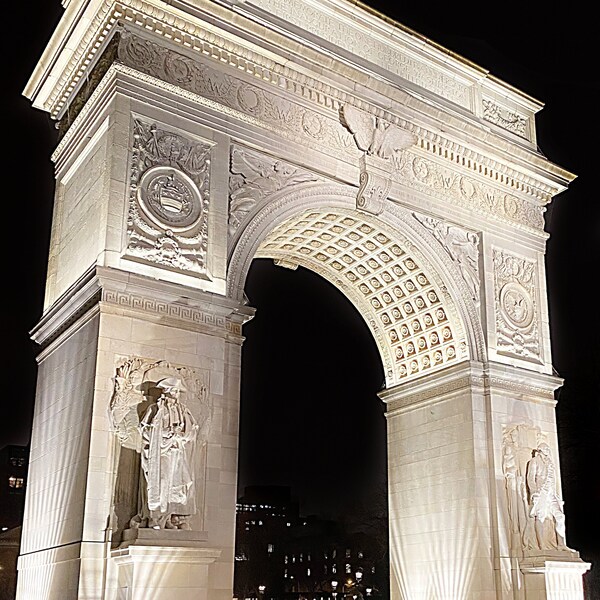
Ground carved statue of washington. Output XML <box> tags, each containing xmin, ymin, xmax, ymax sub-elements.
<box><xmin>138</xmin><ymin>377</ymin><xmax>199</xmax><ymax>529</ymax></box>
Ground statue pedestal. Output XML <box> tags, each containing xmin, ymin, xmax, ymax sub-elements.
<box><xmin>520</xmin><ymin>551</ymin><xmax>590</xmax><ymax>600</ymax></box>
<box><xmin>111</xmin><ymin>529</ymin><xmax>221</xmax><ymax>600</ymax></box>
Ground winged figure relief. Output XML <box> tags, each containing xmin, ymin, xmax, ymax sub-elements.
<box><xmin>228</xmin><ymin>147</ymin><xmax>317</xmax><ymax>235</ymax></box>
<box><xmin>340</xmin><ymin>104</ymin><xmax>416</xmax><ymax>159</ymax></box>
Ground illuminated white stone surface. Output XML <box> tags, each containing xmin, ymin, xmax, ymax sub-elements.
<box><xmin>20</xmin><ymin>0</ymin><xmax>589</xmax><ymax>598</ymax></box>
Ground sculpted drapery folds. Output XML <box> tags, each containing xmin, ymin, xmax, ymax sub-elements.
<box><xmin>525</xmin><ymin>443</ymin><xmax>569</xmax><ymax>551</ymax></box>
<box><xmin>109</xmin><ymin>358</ymin><xmax>211</xmax><ymax>532</ymax></box>
<box><xmin>139</xmin><ymin>377</ymin><xmax>199</xmax><ymax>529</ymax></box>
<box><xmin>502</xmin><ymin>427</ymin><xmax>572</xmax><ymax>554</ymax></box>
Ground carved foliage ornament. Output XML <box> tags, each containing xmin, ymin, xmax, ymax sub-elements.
<box><xmin>113</xmin><ymin>30</ymin><xmax>544</xmax><ymax>232</ymax></box>
<box><xmin>391</xmin><ymin>151</ymin><xmax>544</xmax><ymax>230</ymax></box>
<box><xmin>493</xmin><ymin>250</ymin><xmax>540</xmax><ymax>360</ymax></box>
<box><xmin>482</xmin><ymin>99</ymin><xmax>528</xmax><ymax>139</ymax></box>
<box><xmin>126</xmin><ymin>117</ymin><xmax>212</xmax><ymax>277</ymax></box>
<box><xmin>117</xmin><ymin>31</ymin><xmax>355</xmax><ymax>160</ymax></box>
<box><xmin>228</xmin><ymin>146</ymin><xmax>319</xmax><ymax>236</ymax></box>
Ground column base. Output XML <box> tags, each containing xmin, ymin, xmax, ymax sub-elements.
<box><xmin>111</xmin><ymin>529</ymin><xmax>221</xmax><ymax>600</ymax></box>
<box><xmin>520</xmin><ymin>552</ymin><xmax>590</xmax><ymax>600</ymax></box>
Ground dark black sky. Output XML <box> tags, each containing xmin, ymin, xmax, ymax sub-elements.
<box><xmin>7</xmin><ymin>0</ymin><xmax>599</xmax><ymax>590</ymax></box>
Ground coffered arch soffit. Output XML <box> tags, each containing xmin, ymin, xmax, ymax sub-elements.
<box><xmin>228</xmin><ymin>183</ymin><xmax>486</xmax><ymax>388</ymax></box>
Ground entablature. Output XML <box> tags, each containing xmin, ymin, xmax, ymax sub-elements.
<box><xmin>32</xmin><ymin>1</ymin><xmax>575</xmax><ymax>236</ymax></box>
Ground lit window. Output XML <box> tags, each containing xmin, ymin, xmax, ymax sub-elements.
<box><xmin>268</xmin><ymin>544</ymin><xmax>274</xmax><ymax>553</ymax></box>
<box><xmin>358</xmin><ymin>551</ymin><xmax>363</xmax><ymax>559</ymax></box>
<box><xmin>346</xmin><ymin>549</ymin><xmax>351</xmax><ymax>558</ymax></box>
<box><xmin>285</xmin><ymin>555</ymin><xmax>288</xmax><ymax>564</ymax></box>
<box><xmin>8</xmin><ymin>477</ymin><xmax>23</xmax><ymax>488</ymax></box>
<box><xmin>346</xmin><ymin>563</ymin><xmax>351</xmax><ymax>574</ymax></box>
<box><xmin>307</xmin><ymin>568</ymin><xmax>311</xmax><ymax>576</ymax></box>
<box><xmin>332</xmin><ymin>565</ymin><xmax>337</xmax><ymax>574</ymax></box>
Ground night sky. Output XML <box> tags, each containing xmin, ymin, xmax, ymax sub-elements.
<box><xmin>7</xmin><ymin>0</ymin><xmax>599</xmax><ymax>592</ymax></box>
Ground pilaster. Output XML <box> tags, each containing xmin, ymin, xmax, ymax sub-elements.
<box><xmin>18</xmin><ymin>266</ymin><xmax>253</xmax><ymax>600</ymax></box>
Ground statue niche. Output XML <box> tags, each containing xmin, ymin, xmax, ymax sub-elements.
<box><xmin>109</xmin><ymin>358</ymin><xmax>211</xmax><ymax>542</ymax></box>
<box><xmin>502</xmin><ymin>425</ymin><xmax>573</xmax><ymax>554</ymax></box>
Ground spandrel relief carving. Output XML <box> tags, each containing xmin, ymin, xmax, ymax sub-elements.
<box><xmin>109</xmin><ymin>357</ymin><xmax>211</xmax><ymax>540</ymax></box>
<box><xmin>125</xmin><ymin>117</ymin><xmax>212</xmax><ymax>277</ymax></box>
<box><xmin>228</xmin><ymin>146</ymin><xmax>318</xmax><ymax>236</ymax></box>
<box><xmin>502</xmin><ymin>425</ymin><xmax>573</xmax><ymax>554</ymax></box>
<box><xmin>493</xmin><ymin>250</ymin><xmax>540</xmax><ymax>360</ymax></box>
<box><xmin>413</xmin><ymin>213</ymin><xmax>480</xmax><ymax>307</ymax></box>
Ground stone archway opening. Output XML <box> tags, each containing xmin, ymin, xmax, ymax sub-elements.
<box><xmin>234</xmin><ymin>258</ymin><xmax>389</xmax><ymax>598</ymax></box>
<box><xmin>245</xmin><ymin>207</ymin><xmax>473</xmax><ymax>388</ymax></box>
<box><xmin>232</xmin><ymin>204</ymin><xmax>477</xmax><ymax>599</ymax></box>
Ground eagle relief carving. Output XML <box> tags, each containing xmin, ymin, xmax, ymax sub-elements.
<box><xmin>340</xmin><ymin>104</ymin><xmax>416</xmax><ymax>215</ymax></box>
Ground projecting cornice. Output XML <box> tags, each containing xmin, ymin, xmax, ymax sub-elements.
<box><xmin>31</xmin><ymin>266</ymin><xmax>255</xmax><ymax>353</ymax></box>
<box><xmin>27</xmin><ymin>0</ymin><xmax>575</xmax><ymax>206</ymax></box>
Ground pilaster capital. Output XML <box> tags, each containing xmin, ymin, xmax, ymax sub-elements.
<box><xmin>380</xmin><ymin>360</ymin><xmax>485</xmax><ymax>415</ymax></box>
<box><xmin>31</xmin><ymin>266</ymin><xmax>254</xmax><ymax>352</ymax></box>
<box><xmin>380</xmin><ymin>359</ymin><xmax>563</xmax><ymax>415</ymax></box>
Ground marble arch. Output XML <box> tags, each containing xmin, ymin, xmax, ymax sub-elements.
<box><xmin>20</xmin><ymin>0</ymin><xmax>590</xmax><ymax>599</ymax></box>
<box><xmin>228</xmin><ymin>183</ymin><xmax>485</xmax><ymax>387</ymax></box>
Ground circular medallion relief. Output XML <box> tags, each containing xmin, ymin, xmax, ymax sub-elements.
<box><xmin>138</xmin><ymin>166</ymin><xmax>202</xmax><ymax>230</ymax></box>
<box><xmin>500</xmin><ymin>282</ymin><xmax>534</xmax><ymax>328</ymax></box>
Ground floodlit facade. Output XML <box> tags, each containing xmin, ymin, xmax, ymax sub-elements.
<box><xmin>21</xmin><ymin>0</ymin><xmax>589</xmax><ymax>598</ymax></box>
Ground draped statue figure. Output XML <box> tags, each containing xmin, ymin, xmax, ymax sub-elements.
<box><xmin>110</xmin><ymin>358</ymin><xmax>211</xmax><ymax>535</ymax></box>
<box><xmin>525</xmin><ymin>443</ymin><xmax>569</xmax><ymax>551</ymax></box>
<box><xmin>138</xmin><ymin>376</ymin><xmax>199</xmax><ymax>529</ymax></box>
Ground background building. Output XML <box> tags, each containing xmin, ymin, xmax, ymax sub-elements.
<box><xmin>234</xmin><ymin>486</ymin><xmax>388</xmax><ymax>599</ymax></box>
<box><xmin>0</xmin><ymin>445</ymin><xmax>29</xmax><ymax>600</ymax></box>
<box><xmin>0</xmin><ymin>446</ymin><xmax>29</xmax><ymax>531</ymax></box>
